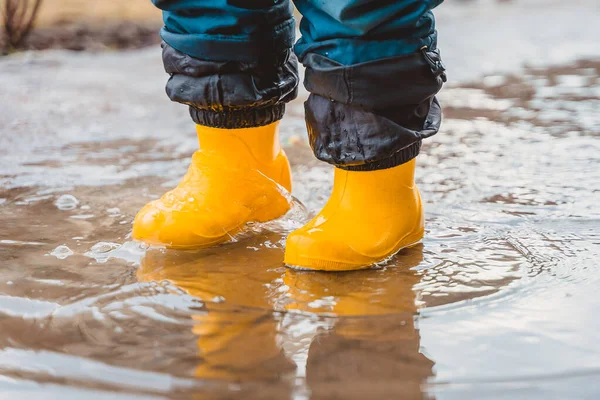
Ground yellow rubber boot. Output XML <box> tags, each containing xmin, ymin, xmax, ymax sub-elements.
<box><xmin>133</xmin><ymin>122</ymin><xmax>292</xmax><ymax>248</ymax></box>
<box><xmin>284</xmin><ymin>159</ymin><xmax>424</xmax><ymax>271</ymax></box>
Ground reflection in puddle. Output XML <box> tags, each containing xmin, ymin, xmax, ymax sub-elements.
<box><xmin>138</xmin><ymin>235</ymin><xmax>433</xmax><ymax>397</ymax></box>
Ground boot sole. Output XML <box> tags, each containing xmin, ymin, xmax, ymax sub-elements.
<box><xmin>285</xmin><ymin>229</ymin><xmax>425</xmax><ymax>272</ymax></box>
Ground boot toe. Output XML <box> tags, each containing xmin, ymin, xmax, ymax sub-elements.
<box><xmin>284</xmin><ymin>227</ymin><xmax>372</xmax><ymax>271</ymax></box>
<box><xmin>132</xmin><ymin>171</ymin><xmax>291</xmax><ymax>249</ymax></box>
<box><xmin>132</xmin><ymin>202</ymin><xmax>166</xmax><ymax>244</ymax></box>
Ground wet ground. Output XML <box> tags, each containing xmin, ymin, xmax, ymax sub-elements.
<box><xmin>1</xmin><ymin>1</ymin><xmax>600</xmax><ymax>399</ymax></box>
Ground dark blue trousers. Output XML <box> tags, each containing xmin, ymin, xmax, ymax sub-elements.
<box><xmin>152</xmin><ymin>0</ymin><xmax>445</xmax><ymax>170</ymax></box>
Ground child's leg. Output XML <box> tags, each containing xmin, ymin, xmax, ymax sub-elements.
<box><xmin>133</xmin><ymin>1</ymin><xmax>299</xmax><ymax>248</ymax></box>
<box><xmin>152</xmin><ymin>0</ymin><xmax>298</xmax><ymax>128</ymax></box>
<box><xmin>285</xmin><ymin>0</ymin><xmax>446</xmax><ymax>270</ymax></box>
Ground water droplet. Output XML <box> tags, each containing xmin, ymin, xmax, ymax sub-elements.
<box><xmin>50</xmin><ymin>245</ymin><xmax>74</xmax><ymax>260</ymax></box>
<box><xmin>89</xmin><ymin>242</ymin><xmax>120</xmax><ymax>254</ymax></box>
<box><xmin>84</xmin><ymin>242</ymin><xmax>121</xmax><ymax>262</ymax></box>
<box><xmin>212</xmin><ymin>296</ymin><xmax>226</xmax><ymax>303</ymax></box>
<box><xmin>54</xmin><ymin>194</ymin><xmax>79</xmax><ymax>211</ymax></box>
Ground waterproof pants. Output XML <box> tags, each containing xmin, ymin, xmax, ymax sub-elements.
<box><xmin>152</xmin><ymin>0</ymin><xmax>446</xmax><ymax>171</ymax></box>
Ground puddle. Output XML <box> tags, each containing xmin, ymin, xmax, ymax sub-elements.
<box><xmin>1</xmin><ymin>60</ymin><xmax>598</xmax><ymax>399</ymax></box>
<box><xmin>1</xmin><ymin>1</ymin><xmax>600</xmax><ymax>398</ymax></box>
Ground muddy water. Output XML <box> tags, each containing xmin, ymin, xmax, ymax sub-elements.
<box><xmin>1</xmin><ymin>59</ymin><xmax>598</xmax><ymax>399</ymax></box>
<box><xmin>1</xmin><ymin>2</ymin><xmax>600</xmax><ymax>399</ymax></box>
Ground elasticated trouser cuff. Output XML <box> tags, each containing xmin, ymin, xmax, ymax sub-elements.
<box><xmin>339</xmin><ymin>141</ymin><xmax>423</xmax><ymax>172</ymax></box>
<box><xmin>189</xmin><ymin>103</ymin><xmax>286</xmax><ymax>129</ymax></box>
<box><xmin>160</xmin><ymin>43</ymin><xmax>298</xmax><ymax>129</ymax></box>
<box><xmin>301</xmin><ymin>47</ymin><xmax>446</xmax><ymax>171</ymax></box>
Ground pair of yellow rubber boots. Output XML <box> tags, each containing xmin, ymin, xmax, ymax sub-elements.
<box><xmin>133</xmin><ymin>122</ymin><xmax>424</xmax><ymax>271</ymax></box>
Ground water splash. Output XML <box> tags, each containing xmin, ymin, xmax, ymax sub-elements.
<box><xmin>84</xmin><ymin>241</ymin><xmax>147</xmax><ymax>264</ymax></box>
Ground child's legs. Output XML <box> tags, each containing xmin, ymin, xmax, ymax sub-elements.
<box><xmin>284</xmin><ymin>0</ymin><xmax>446</xmax><ymax>270</ymax></box>
<box><xmin>151</xmin><ymin>0</ymin><xmax>299</xmax><ymax>129</ymax></box>
<box><xmin>133</xmin><ymin>1</ymin><xmax>300</xmax><ymax>249</ymax></box>
<box><xmin>293</xmin><ymin>0</ymin><xmax>446</xmax><ymax>171</ymax></box>
<box><xmin>151</xmin><ymin>0</ymin><xmax>445</xmax><ymax>166</ymax></box>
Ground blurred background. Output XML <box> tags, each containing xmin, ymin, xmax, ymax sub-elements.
<box><xmin>0</xmin><ymin>1</ymin><xmax>599</xmax><ymax>399</ymax></box>
<box><xmin>1</xmin><ymin>0</ymin><xmax>159</xmax><ymax>53</ymax></box>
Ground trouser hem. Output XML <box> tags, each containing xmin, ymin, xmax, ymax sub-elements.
<box><xmin>338</xmin><ymin>141</ymin><xmax>421</xmax><ymax>171</ymax></box>
<box><xmin>189</xmin><ymin>104</ymin><xmax>285</xmax><ymax>129</ymax></box>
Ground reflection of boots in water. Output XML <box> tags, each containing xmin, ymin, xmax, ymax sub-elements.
<box><xmin>133</xmin><ymin>122</ymin><xmax>292</xmax><ymax>249</ymax></box>
<box><xmin>137</xmin><ymin>234</ymin><xmax>296</xmax><ymax>381</ymax></box>
<box><xmin>283</xmin><ymin>245</ymin><xmax>435</xmax><ymax>399</ymax></box>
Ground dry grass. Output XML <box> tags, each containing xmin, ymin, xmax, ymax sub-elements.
<box><xmin>35</xmin><ymin>0</ymin><xmax>161</xmax><ymax>27</ymax></box>
<box><xmin>0</xmin><ymin>0</ymin><xmax>163</xmax><ymax>52</ymax></box>
<box><xmin>2</xmin><ymin>0</ymin><xmax>44</xmax><ymax>50</ymax></box>
<box><xmin>4</xmin><ymin>1</ymin><xmax>301</xmax><ymax>52</ymax></box>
